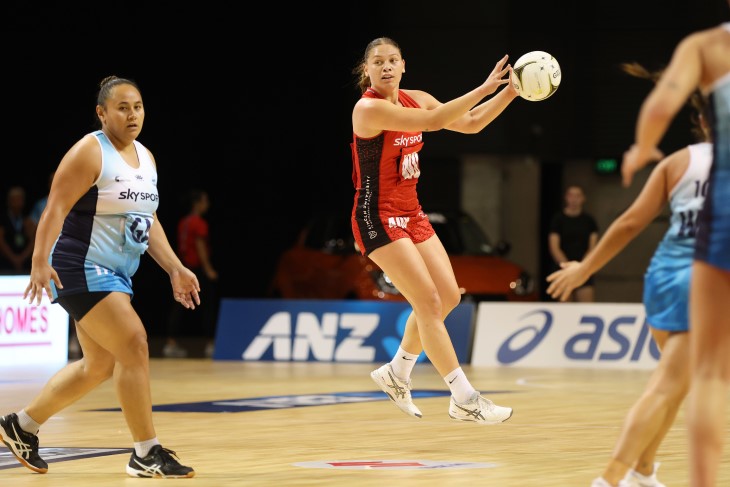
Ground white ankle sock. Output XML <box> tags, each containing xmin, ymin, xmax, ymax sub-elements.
<box><xmin>390</xmin><ymin>347</ymin><xmax>419</xmax><ymax>379</ymax></box>
<box><xmin>134</xmin><ymin>437</ymin><xmax>160</xmax><ymax>458</ymax></box>
<box><xmin>629</xmin><ymin>462</ymin><xmax>659</xmax><ymax>480</ymax></box>
<box><xmin>444</xmin><ymin>367</ymin><xmax>476</xmax><ymax>403</ymax></box>
<box><xmin>17</xmin><ymin>409</ymin><xmax>41</xmax><ymax>434</ymax></box>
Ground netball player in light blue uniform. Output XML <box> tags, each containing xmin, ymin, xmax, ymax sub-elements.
<box><xmin>0</xmin><ymin>76</ymin><xmax>199</xmax><ymax>479</ymax></box>
<box><xmin>547</xmin><ymin>61</ymin><xmax>711</xmax><ymax>487</ymax></box>
<box><xmin>620</xmin><ymin>15</ymin><xmax>730</xmax><ymax>486</ymax></box>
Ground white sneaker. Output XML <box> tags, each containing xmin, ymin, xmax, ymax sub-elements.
<box><xmin>449</xmin><ymin>392</ymin><xmax>512</xmax><ymax>424</ymax></box>
<box><xmin>619</xmin><ymin>463</ymin><xmax>666</xmax><ymax>487</ymax></box>
<box><xmin>370</xmin><ymin>364</ymin><xmax>422</xmax><ymax>418</ymax></box>
<box><xmin>592</xmin><ymin>478</ymin><xmax>613</xmax><ymax>487</ymax></box>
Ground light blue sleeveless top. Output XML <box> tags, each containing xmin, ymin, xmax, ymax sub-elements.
<box><xmin>644</xmin><ymin>143</ymin><xmax>712</xmax><ymax>331</ymax></box>
<box><xmin>50</xmin><ymin>130</ymin><xmax>159</xmax><ymax>298</ymax></box>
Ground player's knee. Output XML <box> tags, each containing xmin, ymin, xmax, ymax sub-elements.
<box><xmin>441</xmin><ymin>289</ymin><xmax>462</xmax><ymax>317</ymax></box>
<box><xmin>116</xmin><ymin>331</ymin><xmax>150</xmax><ymax>364</ymax></box>
<box><xmin>82</xmin><ymin>355</ymin><xmax>115</xmax><ymax>382</ymax></box>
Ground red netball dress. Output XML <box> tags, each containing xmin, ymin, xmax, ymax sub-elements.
<box><xmin>350</xmin><ymin>88</ymin><xmax>434</xmax><ymax>255</ymax></box>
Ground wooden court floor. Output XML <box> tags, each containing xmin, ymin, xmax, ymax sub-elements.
<box><xmin>1</xmin><ymin>359</ymin><xmax>729</xmax><ymax>486</ymax></box>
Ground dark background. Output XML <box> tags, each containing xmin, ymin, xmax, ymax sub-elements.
<box><xmin>4</xmin><ymin>0</ymin><xmax>729</xmax><ymax>337</ymax></box>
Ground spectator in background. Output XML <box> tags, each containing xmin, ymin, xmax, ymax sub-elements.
<box><xmin>29</xmin><ymin>171</ymin><xmax>55</xmax><ymax>226</ymax></box>
<box><xmin>547</xmin><ymin>184</ymin><xmax>599</xmax><ymax>302</ymax></box>
<box><xmin>164</xmin><ymin>189</ymin><xmax>219</xmax><ymax>359</ymax></box>
<box><xmin>0</xmin><ymin>186</ymin><xmax>36</xmax><ymax>274</ymax></box>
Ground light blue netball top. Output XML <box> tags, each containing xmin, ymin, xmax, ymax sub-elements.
<box><xmin>656</xmin><ymin>142</ymin><xmax>713</xmax><ymax>257</ymax></box>
<box><xmin>644</xmin><ymin>142</ymin><xmax>712</xmax><ymax>331</ymax></box>
<box><xmin>49</xmin><ymin>130</ymin><xmax>159</xmax><ymax>299</ymax></box>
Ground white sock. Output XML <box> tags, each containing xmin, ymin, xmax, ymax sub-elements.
<box><xmin>134</xmin><ymin>437</ymin><xmax>160</xmax><ymax>458</ymax></box>
<box><xmin>390</xmin><ymin>347</ymin><xmax>419</xmax><ymax>379</ymax></box>
<box><xmin>444</xmin><ymin>367</ymin><xmax>476</xmax><ymax>403</ymax></box>
<box><xmin>17</xmin><ymin>409</ymin><xmax>41</xmax><ymax>435</ymax></box>
<box><xmin>629</xmin><ymin>462</ymin><xmax>658</xmax><ymax>480</ymax></box>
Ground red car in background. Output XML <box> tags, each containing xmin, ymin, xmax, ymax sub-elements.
<box><xmin>269</xmin><ymin>208</ymin><xmax>538</xmax><ymax>303</ymax></box>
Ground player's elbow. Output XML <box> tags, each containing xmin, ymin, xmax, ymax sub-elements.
<box><xmin>642</xmin><ymin>94</ymin><xmax>679</xmax><ymax>124</ymax></box>
<box><xmin>615</xmin><ymin>214</ymin><xmax>646</xmax><ymax>238</ymax></box>
<box><xmin>447</xmin><ymin>112</ymin><xmax>485</xmax><ymax>134</ymax></box>
<box><xmin>458</xmin><ymin>124</ymin><xmax>480</xmax><ymax>134</ymax></box>
<box><xmin>645</xmin><ymin>104</ymin><xmax>673</xmax><ymax>124</ymax></box>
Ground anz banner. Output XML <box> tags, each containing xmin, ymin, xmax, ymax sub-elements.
<box><xmin>472</xmin><ymin>303</ymin><xmax>660</xmax><ymax>370</ymax></box>
<box><xmin>213</xmin><ymin>299</ymin><xmax>474</xmax><ymax>363</ymax></box>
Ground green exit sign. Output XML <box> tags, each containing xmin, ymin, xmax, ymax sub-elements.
<box><xmin>595</xmin><ymin>158</ymin><xmax>618</xmax><ymax>174</ymax></box>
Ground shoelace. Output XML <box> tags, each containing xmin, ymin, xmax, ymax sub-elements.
<box><xmin>155</xmin><ymin>447</ymin><xmax>181</xmax><ymax>464</ymax></box>
<box><xmin>479</xmin><ymin>397</ymin><xmax>496</xmax><ymax>411</ymax></box>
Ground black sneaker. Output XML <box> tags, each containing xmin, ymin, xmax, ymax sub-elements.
<box><xmin>126</xmin><ymin>444</ymin><xmax>195</xmax><ymax>478</ymax></box>
<box><xmin>0</xmin><ymin>413</ymin><xmax>48</xmax><ymax>473</ymax></box>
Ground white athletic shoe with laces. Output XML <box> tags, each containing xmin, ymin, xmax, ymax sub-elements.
<box><xmin>619</xmin><ymin>463</ymin><xmax>666</xmax><ymax>487</ymax></box>
<box><xmin>449</xmin><ymin>391</ymin><xmax>512</xmax><ymax>425</ymax></box>
<box><xmin>370</xmin><ymin>363</ymin><xmax>422</xmax><ymax>418</ymax></box>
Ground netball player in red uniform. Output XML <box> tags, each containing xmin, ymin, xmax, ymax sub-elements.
<box><xmin>351</xmin><ymin>37</ymin><xmax>519</xmax><ymax>424</ymax></box>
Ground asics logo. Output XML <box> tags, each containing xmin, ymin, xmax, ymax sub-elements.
<box><xmin>385</xmin><ymin>371</ymin><xmax>408</xmax><ymax>399</ymax></box>
<box><xmin>133</xmin><ymin>458</ymin><xmax>164</xmax><ymax>477</ymax></box>
<box><xmin>452</xmin><ymin>404</ymin><xmax>485</xmax><ymax>421</ymax></box>
<box><xmin>8</xmin><ymin>422</ymin><xmax>33</xmax><ymax>458</ymax></box>
<box><xmin>492</xmin><ymin>308</ymin><xmax>660</xmax><ymax>365</ymax></box>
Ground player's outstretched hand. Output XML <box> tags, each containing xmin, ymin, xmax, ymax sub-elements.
<box><xmin>546</xmin><ymin>261</ymin><xmax>588</xmax><ymax>302</ymax></box>
<box><xmin>481</xmin><ymin>54</ymin><xmax>511</xmax><ymax>96</ymax></box>
<box><xmin>621</xmin><ymin>144</ymin><xmax>664</xmax><ymax>188</ymax></box>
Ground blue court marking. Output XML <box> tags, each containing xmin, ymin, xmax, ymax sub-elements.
<box><xmin>88</xmin><ymin>389</ymin><xmax>517</xmax><ymax>413</ymax></box>
<box><xmin>0</xmin><ymin>447</ymin><xmax>131</xmax><ymax>470</ymax></box>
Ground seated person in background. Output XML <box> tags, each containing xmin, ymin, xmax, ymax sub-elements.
<box><xmin>0</xmin><ymin>186</ymin><xmax>36</xmax><ymax>274</ymax></box>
